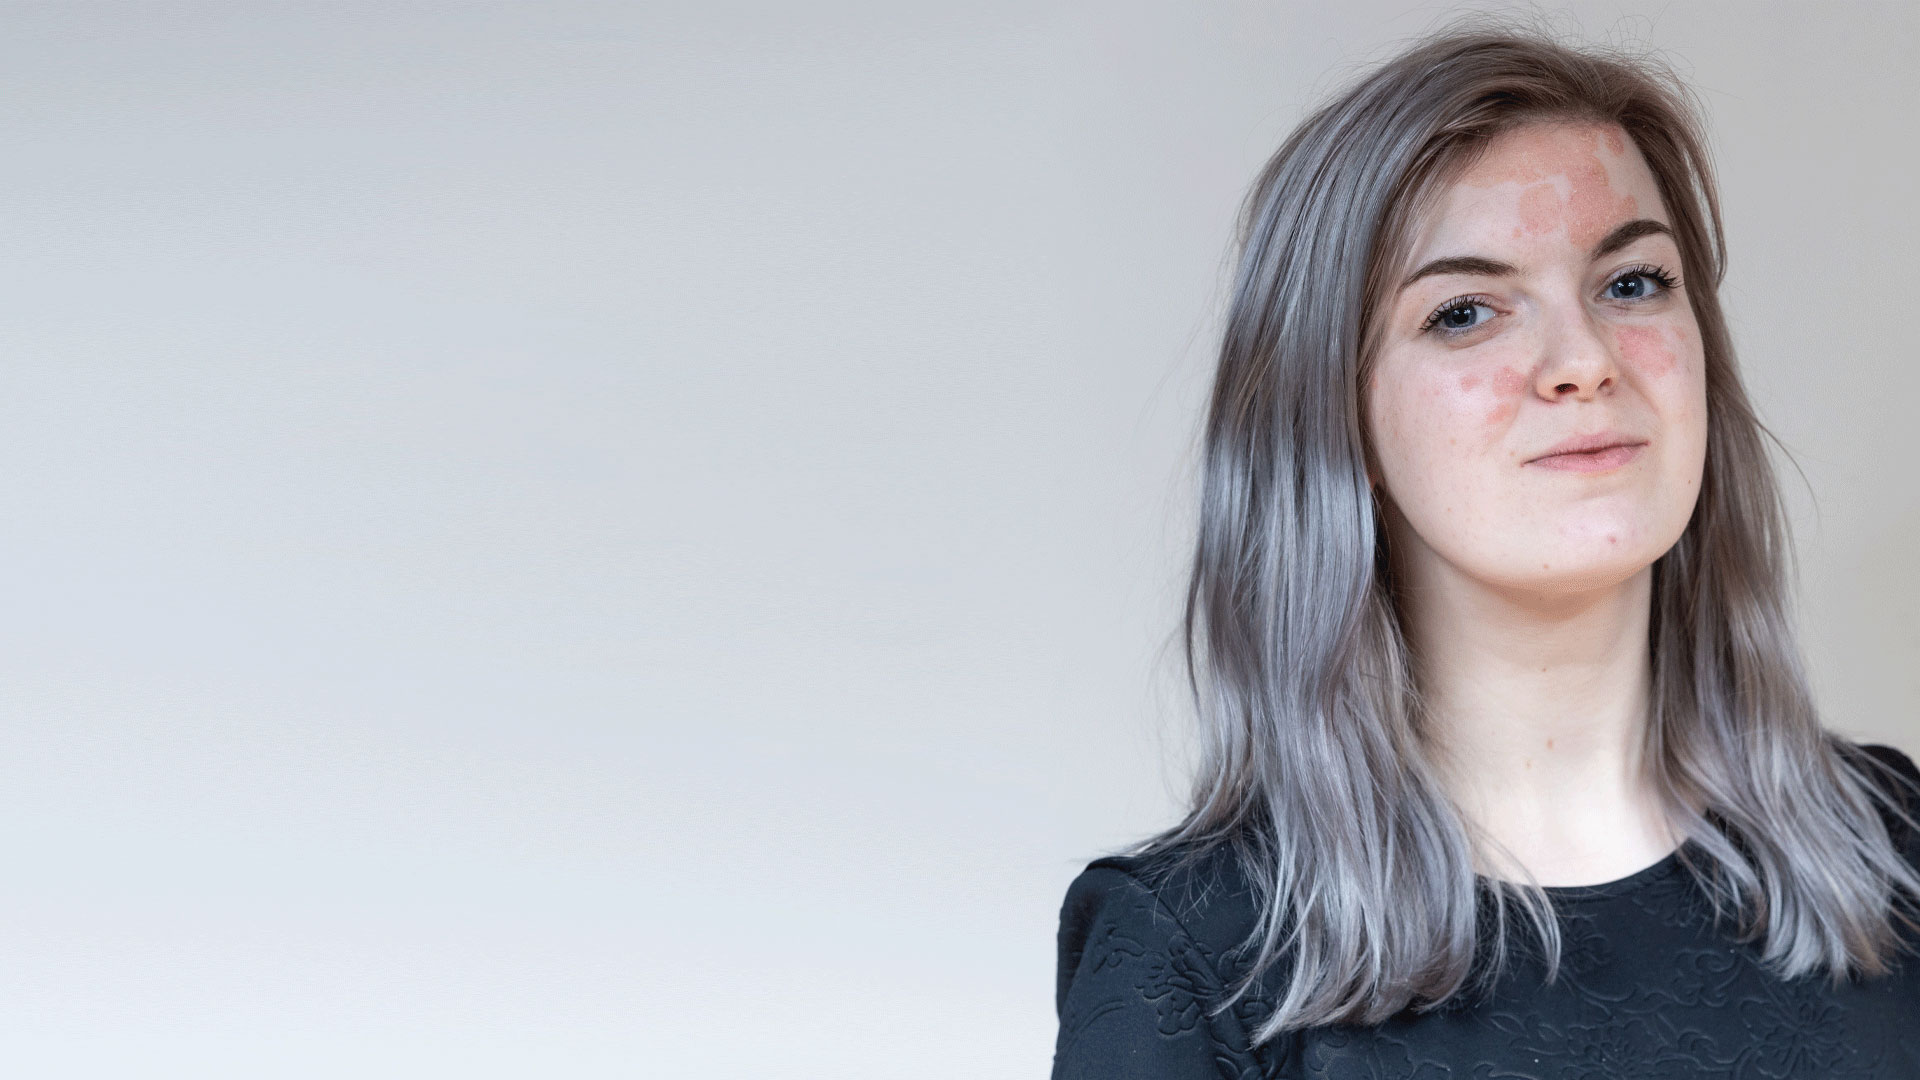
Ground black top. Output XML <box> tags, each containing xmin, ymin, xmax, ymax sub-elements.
<box><xmin>1052</xmin><ymin>741</ymin><xmax>1920</xmax><ymax>1079</ymax></box>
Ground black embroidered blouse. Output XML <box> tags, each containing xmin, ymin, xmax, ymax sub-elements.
<box><xmin>1051</xmin><ymin>741</ymin><xmax>1920</xmax><ymax>1079</ymax></box>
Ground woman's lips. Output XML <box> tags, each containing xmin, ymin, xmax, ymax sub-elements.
<box><xmin>1528</xmin><ymin>443</ymin><xmax>1646</xmax><ymax>472</ymax></box>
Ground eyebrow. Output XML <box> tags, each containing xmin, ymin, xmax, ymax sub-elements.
<box><xmin>1397</xmin><ymin>218</ymin><xmax>1675</xmax><ymax>292</ymax></box>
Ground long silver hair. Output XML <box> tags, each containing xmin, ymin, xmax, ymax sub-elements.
<box><xmin>1126</xmin><ymin>17</ymin><xmax>1920</xmax><ymax>1043</ymax></box>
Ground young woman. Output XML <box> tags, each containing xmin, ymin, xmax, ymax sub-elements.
<box><xmin>1051</xmin><ymin>21</ymin><xmax>1920</xmax><ymax>1079</ymax></box>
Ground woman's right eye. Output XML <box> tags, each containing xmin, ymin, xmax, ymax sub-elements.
<box><xmin>1422</xmin><ymin>299</ymin><xmax>1496</xmax><ymax>337</ymax></box>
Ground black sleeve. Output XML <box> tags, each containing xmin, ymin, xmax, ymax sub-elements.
<box><xmin>1050</xmin><ymin>862</ymin><xmax>1268</xmax><ymax>1080</ymax></box>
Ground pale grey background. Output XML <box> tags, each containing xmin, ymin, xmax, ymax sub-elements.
<box><xmin>0</xmin><ymin>1</ymin><xmax>1913</xmax><ymax>1076</ymax></box>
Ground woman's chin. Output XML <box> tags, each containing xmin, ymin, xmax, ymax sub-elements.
<box><xmin>1463</xmin><ymin>539</ymin><xmax>1657</xmax><ymax>597</ymax></box>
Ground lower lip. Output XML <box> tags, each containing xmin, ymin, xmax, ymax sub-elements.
<box><xmin>1528</xmin><ymin>444</ymin><xmax>1646</xmax><ymax>472</ymax></box>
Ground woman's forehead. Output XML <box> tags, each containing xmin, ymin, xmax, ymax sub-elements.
<box><xmin>1456</xmin><ymin>121</ymin><xmax>1636</xmax><ymax>189</ymax></box>
<box><xmin>1411</xmin><ymin>121</ymin><xmax>1664</xmax><ymax>260</ymax></box>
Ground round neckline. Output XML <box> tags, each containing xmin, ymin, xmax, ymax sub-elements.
<box><xmin>1478</xmin><ymin>840</ymin><xmax>1691</xmax><ymax>901</ymax></box>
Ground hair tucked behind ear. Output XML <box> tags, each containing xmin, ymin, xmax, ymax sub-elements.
<box><xmin>1118</xmin><ymin>13</ymin><xmax>1920</xmax><ymax>1044</ymax></box>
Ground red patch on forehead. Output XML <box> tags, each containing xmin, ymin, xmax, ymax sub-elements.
<box><xmin>1517</xmin><ymin>183</ymin><xmax>1560</xmax><ymax>236</ymax></box>
<box><xmin>1457</xmin><ymin>124</ymin><xmax>1643</xmax><ymax>251</ymax></box>
<box><xmin>1561</xmin><ymin>142</ymin><xmax>1639</xmax><ymax>251</ymax></box>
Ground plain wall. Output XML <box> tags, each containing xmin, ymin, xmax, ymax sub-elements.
<box><xmin>0</xmin><ymin>1</ymin><xmax>1914</xmax><ymax>1076</ymax></box>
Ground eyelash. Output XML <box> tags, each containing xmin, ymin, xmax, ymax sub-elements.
<box><xmin>1418</xmin><ymin>263</ymin><xmax>1684</xmax><ymax>338</ymax></box>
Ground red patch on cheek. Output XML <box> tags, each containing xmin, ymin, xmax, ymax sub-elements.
<box><xmin>1480</xmin><ymin>367</ymin><xmax>1526</xmax><ymax>428</ymax></box>
<box><xmin>1615</xmin><ymin>325</ymin><xmax>1676</xmax><ymax>378</ymax></box>
<box><xmin>1459</xmin><ymin>373</ymin><xmax>1481</xmax><ymax>391</ymax></box>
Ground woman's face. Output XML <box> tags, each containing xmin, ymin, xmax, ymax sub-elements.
<box><xmin>1365</xmin><ymin>120</ymin><xmax>1709</xmax><ymax>598</ymax></box>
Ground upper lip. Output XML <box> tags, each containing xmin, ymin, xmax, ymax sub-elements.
<box><xmin>1528</xmin><ymin>430</ymin><xmax>1648</xmax><ymax>463</ymax></box>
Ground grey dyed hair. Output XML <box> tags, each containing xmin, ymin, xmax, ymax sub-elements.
<box><xmin>1126</xmin><ymin>16</ymin><xmax>1920</xmax><ymax>1042</ymax></box>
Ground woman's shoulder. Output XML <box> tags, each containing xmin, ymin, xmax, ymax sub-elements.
<box><xmin>1838</xmin><ymin>738</ymin><xmax>1920</xmax><ymax>802</ymax></box>
<box><xmin>1836</xmin><ymin>737</ymin><xmax>1920</xmax><ymax>856</ymax></box>
<box><xmin>1051</xmin><ymin>840</ymin><xmax>1282</xmax><ymax>1077</ymax></box>
<box><xmin>1056</xmin><ymin>841</ymin><xmax>1268</xmax><ymax>978</ymax></box>
<box><xmin>1852</xmin><ymin>739</ymin><xmax>1920</xmax><ymax>779</ymax></box>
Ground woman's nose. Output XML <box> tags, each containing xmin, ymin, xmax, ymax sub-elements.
<box><xmin>1534</xmin><ymin>303</ymin><xmax>1620</xmax><ymax>400</ymax></box>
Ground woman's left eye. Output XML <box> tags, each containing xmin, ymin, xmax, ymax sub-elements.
<box><xmin>1605</xmin><ymin>265</ymin><xmax>1680</xmax><ymax>301</ymax></box>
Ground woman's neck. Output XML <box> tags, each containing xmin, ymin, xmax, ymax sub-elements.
<box><xmin>1399</xmin><ymin>557</ymin><xmax>1679</xmax><ymax>887</ymax></box>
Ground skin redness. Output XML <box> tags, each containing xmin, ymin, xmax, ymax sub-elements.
<box><xmin>1364</xmin><ymin>120</ymin><xmax>1710</xmax><ymax>598</ymax></box>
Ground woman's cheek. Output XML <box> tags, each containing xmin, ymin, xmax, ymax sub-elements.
<box><xmin>1453</xmin><ymin>366</ymin><xmax>1526</xmax><ymax>437</ymax></box>
<box><xmin>1436</xmin><ymin>361</ymin><xmax>1528</xmax><ymax>434</ymax></box>
<box><xmin>1377</xmin><ymin>384</ymin><xmax>1445</xmax><ymax>485</ymax></box>
<box><xmin>1482</xmin><ymin>371</ymin><xmax>1524</xmax><ymax>431</ymax></box>
<box><xmin>1614</xmin><ymin>324</ymin><xmax>1679</xmax><ymax>378</ymax></box>
<box><xmin>1377</xmin><ymin>358</ymin><xmax>1522</xmax><ymax>479</ymax></box>
<box><xmin>1403</xmin><ymin>373</ymin><xmax>1509</xmax><ymax>467</ymax></box>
